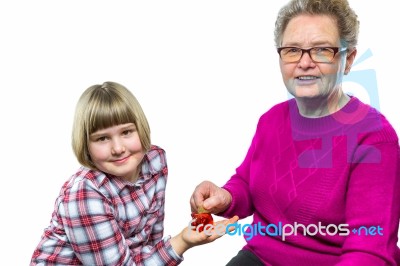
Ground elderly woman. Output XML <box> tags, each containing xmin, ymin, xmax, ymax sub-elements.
<box><xmin>190</xmin><ymin>0</ymin><xmax>400</xmax><ymax>265</ymax></box>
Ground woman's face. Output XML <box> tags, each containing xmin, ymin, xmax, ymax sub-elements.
<box><xmin>279</xmin><ymin>14</ymin><xmax>355</xmax><ymax>100</ymax></box>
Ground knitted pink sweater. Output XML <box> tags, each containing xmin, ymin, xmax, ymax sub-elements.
<box><xmin>222</xmin><ymin>97</ymin><xmax>400</xmax><ymax>265</ymax></box>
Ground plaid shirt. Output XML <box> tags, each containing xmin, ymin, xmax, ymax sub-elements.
<box><xmin>31</xmin><ymin>145</ymin><xmax>182</xmax><ymax>266</ymax></box>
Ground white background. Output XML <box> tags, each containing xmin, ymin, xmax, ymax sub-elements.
<box><xmin>1</xmin><ymin>1</ymin><xmax>399</xmax><ymax>265</ymax></box>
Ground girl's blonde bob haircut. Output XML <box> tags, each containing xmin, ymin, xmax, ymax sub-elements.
<box><xmin>72</xmin><ymin>81</ymin><xmax>151</xmax><ymax>169</ymax></box>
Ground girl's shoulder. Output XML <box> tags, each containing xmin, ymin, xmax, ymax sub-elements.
<box><xmin>59</xmin><ymin>167</ymin><xmax>106</xmax><ymax>194</ymax></box>
<box><xmin>142</xmin><ymin>145</ymin><xmax>168</xmax><ymax>175</ymax></box>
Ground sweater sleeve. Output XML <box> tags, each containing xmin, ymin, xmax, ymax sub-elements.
<box><xmin>336</xmin><ymin>129</ymin><xmax>400</xmax><ymax>265</ymax></box>
<box><xmin>221</xmin><ymin>116</ymin><xmax>266</xmax><ymax>219</ymax></box>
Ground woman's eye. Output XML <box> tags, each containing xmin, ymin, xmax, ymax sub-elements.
<box><xmin>283</xmin><ymin>48</ymin><xmax>300</xmax><ymax>55</ymax></box>
<box><xmin>314</xmin><ymin>47</ymin><xmax>332</xmax><ymax>53</ymax></box>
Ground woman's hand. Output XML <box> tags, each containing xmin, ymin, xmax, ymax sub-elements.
<box><xmin>190</xmin><ymin>180</ymin><xmax>232</xmax><ymax>214</ymax></box>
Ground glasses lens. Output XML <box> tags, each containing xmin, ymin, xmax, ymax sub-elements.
<box><xmin>280</xmin><ymin>48</ymin><xmax>302</xmax><ymax>63</ymax></box>
<box><xmin>310</xmin><ymin>47</ymin><xmax>335</xmax><ymax>63</ymax></box>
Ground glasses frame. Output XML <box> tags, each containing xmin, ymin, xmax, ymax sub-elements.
<box><xmin>277</xmin><ymin>47</ymin><xmax>348</xmax><ymax>63</ymax></box>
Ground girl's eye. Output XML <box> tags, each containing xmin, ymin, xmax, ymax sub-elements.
<box><xmin>122</xmin><ymin>129</ymin><xmax>134</xmax><ymax>136</ymax></box>
<box><xmin>96</xmin><ymin>136</ymin><xmax>108</xmax><ymax>142</ymax></box>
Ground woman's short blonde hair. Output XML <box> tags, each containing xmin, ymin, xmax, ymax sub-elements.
<box><xmin>274</xmin><ymin>0</ymin><xmax>359</xmax><ymax>48</ymax></box>
<box><xmin>72</xmin><ymin>81</ymin><xmax>151</xmax><ymax>169</ymax></box>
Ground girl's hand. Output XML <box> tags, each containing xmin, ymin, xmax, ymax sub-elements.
<box><xmin>170</xmin><ymin>215</ymin><xmax>239</xmax><ymax>256</ymax></box>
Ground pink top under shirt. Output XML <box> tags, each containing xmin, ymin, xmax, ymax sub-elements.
<box><xmin>222</xmin><ymin>97</ymin><xmax>400</xmax><ymax>265</ymax></box>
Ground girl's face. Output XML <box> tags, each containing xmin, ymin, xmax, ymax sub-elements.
<box><xmin>88</xmin><ymin>123</ymin><xmax>145</xmax><ymax>182</ymax></box>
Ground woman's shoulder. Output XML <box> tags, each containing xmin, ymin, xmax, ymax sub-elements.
<box><xmin>258</xmin><ymin>99</ymin><xmax>292</xmax><ymax>123</ymax></box>
<box><xmin>351</xmin><ymin>97</ymin><xmax>399</xmax><ymax>144</ymax></box>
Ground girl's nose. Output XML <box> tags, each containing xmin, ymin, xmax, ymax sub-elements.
<box><xmin>111</xmin><ymin>139</ymin><xmax>125</xmax><ymax>155</ymax></box>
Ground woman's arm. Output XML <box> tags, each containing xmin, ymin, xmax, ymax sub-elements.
<box><xmin>336</xmin><ymin>142</ymin><xmax>400</xmax><ymax>265</ymax></box>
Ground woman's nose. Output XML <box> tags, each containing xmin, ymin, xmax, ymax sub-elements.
<box><xmin>298</xmin><ymin>51</ymin><xmax>316</xmax><ymax>69</ymax></box>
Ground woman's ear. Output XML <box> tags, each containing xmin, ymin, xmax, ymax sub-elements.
<box><xmin>344</xmin><ymin>48</ymin><xmax>357</xmax><ymax>75</ymax></box>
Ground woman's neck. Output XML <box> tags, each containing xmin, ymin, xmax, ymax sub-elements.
<box><xmin>295</xmin><ymin>90</ymin><xmax>350</xmax><ymax>118</ymax></box>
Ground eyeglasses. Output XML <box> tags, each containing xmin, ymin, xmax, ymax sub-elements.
<box><xmin>277</xmin><ymin>47</ymin><xmax>347</xmax><ymax>63</ymax></box>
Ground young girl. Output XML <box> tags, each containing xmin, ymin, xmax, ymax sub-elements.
<box><xmin>31</xmin><ymin>81</ymin><xmax>237</xmax><ymax>265</ymax></box>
